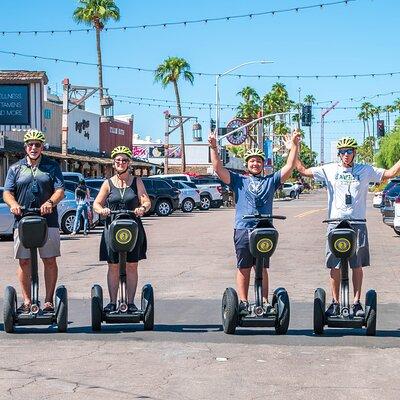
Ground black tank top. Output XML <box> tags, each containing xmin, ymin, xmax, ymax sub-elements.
<box><xmin>106</xmin><ymin>177</ymin><xmax>140</xmax><ymax>211</ymax></box>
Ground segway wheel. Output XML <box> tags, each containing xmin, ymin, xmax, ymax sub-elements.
<box><xmin>3</xmin><ymin>286</ymin><xmax>17</xmax><ymax>333</ymax></box>
<box><xmin>55</xmin><ymin>285</ymin><xmax>68</xmax><ymax>333</ymax></box>
<box><xmin>91</xmin><ymin>284</ymin><xmax>103</xmax><ymax>332</ymax></box>
<box><xmin>365</xmin><ymin>289</ymin><xmax>377</xmax><ymax>336</ymax></box>
<box><xmin>222</xmin><ymin>287</ymin><xmax>238</xmax><ymax>334</ymax></box>
<box><xmin>313</xmin><ymin>288</ymin><xmax>326</xmax><ymax>335</ymax></box>
<box><xmin>274</xmin><ymin>288</ymin><xmax>290</xmax><ymax>335</ymax></box>
<box><xmin>141</xmin><ymin>284</ymin><xmax>154</xmax><ymax>331</ymax></box>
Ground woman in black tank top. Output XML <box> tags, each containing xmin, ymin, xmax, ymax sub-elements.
<box><xmin>93</xmin><ymin>147</ymin><xmax>151</xmax><ymax>313</ymax></box>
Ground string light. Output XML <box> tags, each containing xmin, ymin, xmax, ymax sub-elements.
<box><xmin>0</xmin><ymin>1</ymin><xmax>354</xmax><ymax>36</ymax></box>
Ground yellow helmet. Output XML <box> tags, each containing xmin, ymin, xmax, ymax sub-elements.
<box><xmin>111</xmin><ymin>145</ymin><xmax>132</xmax><ymax>159</ymax></box>
<box><xmin>337</xmin><ymin>137</ymin><xmax>358</xmax><ymax>149</ymax></box>
<box><xmin>24</xmin><ymin>129</ymin><xmax>46</xmax><ymax>143</ymax></box>
<box><xmin>244</xmin><ymin>148</ymin><xmax>265</xmax><ymax>163</ymax></box>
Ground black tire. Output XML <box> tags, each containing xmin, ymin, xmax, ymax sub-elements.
<box><xmin>155</xmin><ymin>200</ymin><xmax>172</xmax><ymax>216</ymax></box>
<box><xmin>393</xmin><ymin>227</ymin><xmax>400</xmax><ymax>236</ymax></box>
<box><xmin>181</xmin><ymin>198</ymin><xmax>195</xmax><ymax>213</ymax></box>
<box><xmin>274</xmin><ymin>289</ymin><xmax>290</xmax><ymax>335</ymax></box>
<box><xmin>61</xmin><ymin>211</ymin><xmax>82</xmax><ymax>234</ymax></box>
<box><xmin>55</xmin><ymin>285</ymin><xmax>68</xmax><ymax>332</ymax></box>
<box><xmin>91</xmin><ymin>284</ymin><xmax>103</xmax><ymax>332</ymax></box>
<box><xmin>222</xmin><ymin>287</ymin><xmax>238</xmax><ymax>334</ymax></box>
<box><xmin>289</xmin><ymin>191</ymin><xmax>295</xmax><ymax>199</ymax></box>
<box><xmin>3</xmin><ymin>286</ymin><xmax>17</xmax><ymax>333</ymax></box>
<box><xmin>199</xmin><ymin>195</ymin><xmax>211</xmax><ymax>211</ymax></box>
<box><xmin>313</xmin><ymin>288</ymin><xmax>326</xmax><ymax>335</ymax></box>
<box><xmin>141</xmin><ymin>284</ymin><xmax>154</xmax><ymax>331</ymax></box>
<box><xmin>365</xmin><ymin>289</ymin><xmax>377</xmax><ymax>336</ymax></box>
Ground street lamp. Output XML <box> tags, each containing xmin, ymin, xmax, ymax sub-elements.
<box><xmin>214</xmin><ymin>60</ymin><xmax>274</xmax><ymax>140</ymax></box>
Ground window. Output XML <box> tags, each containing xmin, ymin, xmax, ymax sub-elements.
<box><xmin>64</xmin><ymin>181</ymin><xmax>78</xmax><ymax>192</ymax></box>
<box><xmin>153</xmin><ymin>180</ymin><xmax>171</xmax><ymax>189</ymax></box>
<box><xmin>86</xmin><ymin>180</ymin><xmax>103</xmax><ymax>189</ymax></box>
<box><xmin>0</xmin><ymin>189</ymin><xmax>4</xmax><ymax>203</ymax></box>
<box><xmin>142</xmin><ymin>179</ymin><xmax>153</xmax><ymax>190</ymax></box>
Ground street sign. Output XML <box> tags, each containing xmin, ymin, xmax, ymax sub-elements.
<box><xmin>226</xmin><ymin>118</ymin><xmax>247</xmax><ymax>145</ymax></box>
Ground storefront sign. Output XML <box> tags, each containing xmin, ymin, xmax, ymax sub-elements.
<box><xmin>0</xmin><ymin>85</ymin><xmax>30</xmax><ymax>125</ymax></box>
<box><xmin>110</xmin><ymin>126</ymin><xmax>125</xmax><ymax>135</ymax></box>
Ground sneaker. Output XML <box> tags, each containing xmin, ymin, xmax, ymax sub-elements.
<box><xmin>239</xmin><ymin>300</ymin><xmax>249</xmax><ymax>316</ymax></box>
<box><xmin>325</xmin><ymin>301</ymin><xmax>340</xmax><ymax>317</ymax></box>
<box><xmin>104</xmin><ymin>303</ymin><xmax>116</xmax><ymax>313</ymax></box>
<box><xmin>43</xmin><ymin>302</ymin><xmax>54</xmax><ymax>313</ymax></box>
<box><xmin>263</xmin><ymin>301</ymin><xmax>275</xmax><ymax>314</ymax></box>
<box><xmin>352</xmin><ymin>301</ymin><xmax>365</xmax><ymax>317</ymax></box>
<box><xmin>128</xmin><ymin>303</ymin><xmax>139</xmax><ymax>313</ymax></box>
<box><xmin>17</xmin><ymin>303</ymin><xmax>31</xmax><ymax>314</ymax></box>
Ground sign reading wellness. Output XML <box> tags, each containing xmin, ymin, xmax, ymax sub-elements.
<box><xmin>0</xmin><ymin>85</ymin><xmax>29</xmax><ymax>125</ymax></box>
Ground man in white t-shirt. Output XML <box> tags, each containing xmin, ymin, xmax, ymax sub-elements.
<box><xmin>296</xmin><ymin>137</ymin><xmax>400</xmax><ymax>317</ymax></box>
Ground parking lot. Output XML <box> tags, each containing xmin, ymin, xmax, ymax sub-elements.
<box><xmin>1</xmin><ymin>190</ymin><xmax>400</xmax><ymax>399</ymax></box>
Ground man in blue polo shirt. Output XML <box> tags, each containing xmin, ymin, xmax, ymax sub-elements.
<box><xmin>3</xmin><ymin>129</ymin><xmax>65</xmax><ymax>313</ymax></box>
<box><xmin>209</xmin><ymin>130</ymin><xmax>300</xmax><ymax>313</ymax></box>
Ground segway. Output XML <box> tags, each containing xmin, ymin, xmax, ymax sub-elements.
<box><xmin>222</xmin><ymin>214</ymin><xmax>290</xmax><ymax>335</ymax></box>
<box><xmin>313</xmin><ymin>218</ymin><xmax>377</xmax><ymax>336</ymax></box>
<box><xmin>91</xmin><ymin>210</ymin><xmax>154</xmax><ymax>331</ymax></box>
<box><xmin>3</xmin><ymin>208</ymin><xmax>68</xmax><ymax>333</ymax></box>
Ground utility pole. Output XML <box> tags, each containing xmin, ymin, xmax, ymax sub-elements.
<box><xmin>320</xmin><ymin>101</ymin><xmax>339</xmax><ymax>164</ymax></box>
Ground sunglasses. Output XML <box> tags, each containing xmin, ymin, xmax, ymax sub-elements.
<box><xmin>338</xmin><ymin>149</ymin><xmax>354</xmax><ymax>155</ymax></box>
<box><xmin>26</xmin><ymin>142</ymin><xmax>42</xmax><ymax>148</ymax></box>
<box><xmin>114</xmin><ymin>158</ymin><xmax>129</xmax><ymax>164</ymax></box>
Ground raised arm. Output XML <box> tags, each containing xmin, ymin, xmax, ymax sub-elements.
<box><xmin>295</xmin><ymin>155</ymin><xmax>315</xmax><ymax>178</ymax></box>
<box><xmin>280</xmin><ymin>130</ymin><xmax>301</xmax><ymax>182</ymax></box>
<box><xmin>208</xmin><ymin>132</ymin><xmax>230</xmax><ymax>185</ymax></box>
<box><xmin>382</xmin><ymin>159</ymin><xmax>400</xmax><ymax>180</ymax></box>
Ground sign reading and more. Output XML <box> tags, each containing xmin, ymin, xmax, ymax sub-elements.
<box><xmin>0</xmin><ymin>85</ymin><xmax>30</xmax><ymax>125</ymax></box>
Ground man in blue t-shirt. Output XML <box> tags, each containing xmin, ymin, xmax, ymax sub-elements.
<box><xmin>3</xmin><ymin>130</ymin><xmax>65</xmax><ymax>314</ymax></box>
<box><xmin>209</xmin><ymin>130</ymin><xmax>300</xmax><ymax>313</ymax></box>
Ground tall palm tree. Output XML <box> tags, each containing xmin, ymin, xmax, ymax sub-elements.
<box><xmin>236</xmin><ymin>86</ymin><xmax>260</xmax><ymax>121</ymax></box>
<box><xmin>360</xmin><ymin>102</ymin><xmax>373</xmax><ymax>137</ymax></box>
<box><xmin>384</xmin><ymin>105</ymin><xmax>395</xmax><ymax>132</ymax></box>
<box><xmin>155</xmin><ymin>57</ymin><xmax>194</xmax><ymax>172</ymax></box>
<box><xmin>73</xmin><ymin>0</ymin><xmax>120</xmax><ymax>115</ymax></box>
<box><xmin>357</xmin><ymin>110</ymin><xmax>368</xmax><ymax>141</ymax></box>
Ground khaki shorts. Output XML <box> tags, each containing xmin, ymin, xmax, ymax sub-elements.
<box><xmin>14</xmin><ymin>227</ymin><xmax>61</xmax><ymax>260</ymax></box>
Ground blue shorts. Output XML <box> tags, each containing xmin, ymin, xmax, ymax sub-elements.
<box><xmin>233</xmin><ymin>229</ymin><xmax>270</xmax><ymax>269</ymax></box>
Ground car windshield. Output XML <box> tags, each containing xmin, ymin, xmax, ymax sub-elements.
<box><xmin>86</xmin><ymin>180</ymin><xmax>103</xmax><ymax>189</ymax></box>
<box><xmin>387</xmin><ymin>184</ymin><xmax>400</xmax><ymax>198</ymax></box>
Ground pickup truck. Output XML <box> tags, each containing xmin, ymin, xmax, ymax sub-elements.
<box><xmin>148</xmin><ymin>174</ymin><xmax>223</xmax><ymax>210</ymax></box>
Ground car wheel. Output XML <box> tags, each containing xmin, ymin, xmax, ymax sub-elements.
<box><xmin>289</xmin><ymin>191</ymin><xmax>296</xmax><ymax>199</ymax></box>
<box><xmin>393</xmin><ymin>227</ymin><xmax>400</xmax><ymax>236</ymax></box>
<box><xmin>155</xmin><ymin>200</ymin><xmax>172</xmax><ymax>216</ymax></box>
<box><xmin>181</xmin><ymin>198</ymin><xmax>195</xmax><ymax>213</ymax></box>
<box><xmin>200</xmin><ymin>195</ymin><xmax>211</xmax><ymax>210</ymax></box>
<box><xmin>61</xmin><ymin>211</ymin><xmax>81</xmax><ymax>234</ymax></box>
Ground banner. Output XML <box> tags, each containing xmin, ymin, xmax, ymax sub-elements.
<box><xmin>263</xmin><ymin>139</ymin><xmax>273</xmax><ymax>167</ymax></box>
<box><xmin>132</xmin><ymin>145</ymin><xmax>182</xmax><ymax>159</ymax></box>
<box><xmin>132</xmin><ymin>146</ymin><xmax>149</xmax><ymax>159</ymax></box>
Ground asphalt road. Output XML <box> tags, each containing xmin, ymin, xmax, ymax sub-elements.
<box><xmin>1</xmin><ymin>190</ymin><xmax>400</xmax><ymax>399</ymax></box>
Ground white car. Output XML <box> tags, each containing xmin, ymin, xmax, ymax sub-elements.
<box><xmin>372</xmin><ymin>192</ymin><xmax>383</xmax><ymax>208</ymax></box>
<box><xmin>172</xmin><ymin>181</ymin><xmax>201</xmax><ymax>212</ymax></box>
<box><xmin>0</xmin><ymin>187</ymin><xmax>14</xmax><ymax>239</ymax></box>
<box><xmin>281</xmin><ymin>183</ymin><xmax>298</xmax><ymax>199</ymax></box>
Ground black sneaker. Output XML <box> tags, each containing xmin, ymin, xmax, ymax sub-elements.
<box><xmin>325</xmin><ymin>301</ymin><xmax>340</xmax><ymax>317</ymax></box>
<box><xmin>17</xmin><ymin>303</ymin><xmax>31</xmax><ymax>314</ymax></box>
<box><xmin>104</xmin><ymin>303</ymin><xmax>116</xmax><ymax>313</ymax></box>
<box><xmin>352</xmin><ymin>301</ymin><xmax>365</xmax><ymax>317</ymax></box>
<box><xmin>239</xmin><ymin>301</ymin><xmax>249</xmax><ymax>316</ymax></box>
<box><xmin>128</xmin><ymin>303</ymin><xmax>138</xmax><ymax>313</ymax></box>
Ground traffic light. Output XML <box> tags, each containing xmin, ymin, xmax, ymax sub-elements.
<box><xmin>210</xmin><ymin>118</ymin><xmax>216</xmax><ymax>132</ymax></box>
<box><xmin>377</xmin><ymin>120</ymin><xmax>385</xmax><ymax>137</ymax></box>
<box><xmin>301</xmin><ymin>105</ymin><xmax>312</xmax><ymax>127</ymax></box>
<box><xmin>221</xmin><ymin>148</ymin><xmax>230</xmax><ymax>165</ymax></box>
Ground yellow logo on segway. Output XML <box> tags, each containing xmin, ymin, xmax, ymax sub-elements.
<box><xmin>334</xmin><ymin>238</ymin><xmax>351</xmax><ymax>253</ymax></box>
<box><xmin>256</xmin><ymin>238</ymin><xmax>273</xmax><ymax>253</ymax></box>
<box><xmin>115</xmin><ymin>228</ymin><xmax>132</xmax><ymax>245</ymax></box>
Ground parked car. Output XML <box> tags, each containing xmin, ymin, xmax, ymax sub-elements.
<box><xmin>167</xmin><ymin>180</ymin><xmax>201</xmax><ymax>212</ymax></box>
<box><xmin>141</xmin><ymin>178</ymin><xmax>180</xmax><ymax>216</ymax></box>
<box><xmin>281</xmin><ymin>182</ymin><xmax>297</xmax><ymax>198</ymax></box>
<box><xmin>379</xmin><ymin>178</ymin><xmax>400</xmax><ymax>211</ymax></box>
<box><xmin>62</xmin><ymin>172</ymin><xmax>85</xmax><ymax>184</ymax></box>
<box><xmin>85</xmin><ymin>178</ymin><xmax>104</xmax><ymax>191</ymax></box>
<box><xmin>0</xmin><ymin>186</ymin><xmax>99</xmax><ymax>237</ymax></box>
<box><xmin>372</xmin><ymin>192</ymin><xmax>383</xmax><ymax>208</ymax></box>
<box><xmin>381</xmin><ymin>184</ymin><xmax>400</xmax><ymax>235</ymax></box>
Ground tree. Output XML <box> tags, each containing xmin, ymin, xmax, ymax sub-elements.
<box><xmin>154</xmin><ymin>57</ymin><xmax>194</xmax><ymax>172</ymax></box>
<box><xmin>375</xmin><ymin>117</ymin><xmax>400</xmax><ymax>169</ymax></box>
<box><xmin>73</xmin><ymin>0</ymin><xmax>120</xmax><ymax>114</ymax></box>
<box><xmin>357</xmin><ymin>136</ymin><xmax>375</xmax><ymax>164</ymax></box>
<box><xmin>357</xmin><ymin>110</ymin><xmax>368</xmax><ymax>141</ymax></box>
<box><xmin>360</xmin><ymin>102</ymin><xmax>373</xmax><ymax>136</ymax></box>
<box><xmin>236</xmin><ymin>86</ymin><xmax>260</xmax><ymax>120</ymax></box>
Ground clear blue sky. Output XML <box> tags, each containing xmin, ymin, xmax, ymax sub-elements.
<box><xmin>2</xmin><ymin>0</ymin><xmax>399</xmax><ymax>160</ymax></box>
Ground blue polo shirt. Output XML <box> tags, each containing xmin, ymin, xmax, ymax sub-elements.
<box><xmin>229</xmin><ymin>170</ymin><xmax>281</xmax><ymax>229</ymax></box>
<box><xmin>4</xmin><ymin>156</ymin><xmax>64</xmax><ymax>227</ymax></box>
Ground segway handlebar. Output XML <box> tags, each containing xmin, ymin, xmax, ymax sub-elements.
<box><xmin>242</xmin><ymin>214</ymin><xmax>286</xmax><ymax>220</ymax></box>
<box><xmin>109</xmin><ymin>210</ymin><xmax>136</xmax><ymax>215</ymax></box>
<box><xmin>323</xmin><ymin>218</ymin><xmax>366</xmax><ymax>224</ymax></box>
<box><xmin>20</xmin><ymin>207</ymin><xmax>41</xmax><ymax>215</ymax></box>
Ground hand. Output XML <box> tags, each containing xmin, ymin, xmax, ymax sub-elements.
<box><xmin>100</xmin><ymin>207</ymin><xmax>111</xmax><ymax>217</ymax></box>
<box><xmin>283</xmin><ymin>129</ymin><xmax>301</xmax><ymax>150</ymax></box>
<box><xmin>134</xmin><ymin>206</ymin><xmax>145</xmax><ymax>217</ymax></box>
<box><xmin>40</xmin><ymin>201</ymin><xmax>53</xmax><ymax>215</ymax></box>
<box><xmin>10</xmin><ymin>202</ymin><xmax>22</xmax><ymax>216</ymax></box>
<box><xmin>208</xmin><ymin>132</ymin><xmax>217</xmax><ymax>149</ymax></box>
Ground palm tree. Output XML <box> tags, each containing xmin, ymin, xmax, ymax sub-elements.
<box><xmin>154</xmin><ymin>57</ymin><xmax>194</xmax><ymax>172</ymax></box>
<box><xmin>73</xmin><ymin>0</ymin><xmax>120</xmax><ymax>115</ymax></box>
<box><xmin>236</xmin><ymin>86</ymin><xmax>260</xmax><ymax>121</ymax></box>
<box><xmin>360</xmin><ymin>102</ymin><xmax>373</xmax><ymax>137</ymax></box>
<box><xmin>357</xmin><ymin>110</ymin><xmax>368</xmax><ymax>141</ymax></box>
<box><xmin>384</xmin><ymin>105</ymin><xmax>395</xmax><ymax>132</ymax></box>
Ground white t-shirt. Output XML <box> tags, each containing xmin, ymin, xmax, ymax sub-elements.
<box><xmin>311</xmin><ymin>163</ymin><xmax>384</xmax><ymax>219</ymax></box>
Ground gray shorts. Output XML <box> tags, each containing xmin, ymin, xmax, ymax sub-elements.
<box><xmin>234</xmin><ymin>229</ymin><xmax>270</xmax><ymax>269</ymax></box>
<box><xmin>14</xmin><ymin>227</ymin><xmax>61</xmax><ymax>260</ymax></box>
<box><xmin>326</xmin><ymin>224</ymin><xmax>370</xmax><ymax>269</ymax></box>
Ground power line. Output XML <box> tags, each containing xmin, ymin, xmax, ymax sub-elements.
<box><xmin>316</xmin><ymin>90</ymin><xmax>400</xmax><ymax>105</ymax></box>
<box><xmin>3</xmin><ymin>49</ymin><xmax>400</xmax><ymax>80</ymax></box>
<box><xmin>0</xmin><ymin>1</ymin><xmax>355</xmax><ymax>36</ymax></box>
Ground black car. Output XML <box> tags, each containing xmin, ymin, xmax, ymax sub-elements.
<box><xmin>142</xmin><ymin>178</ymin><xmax>180</xmax><ymax>216</ymax></box>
